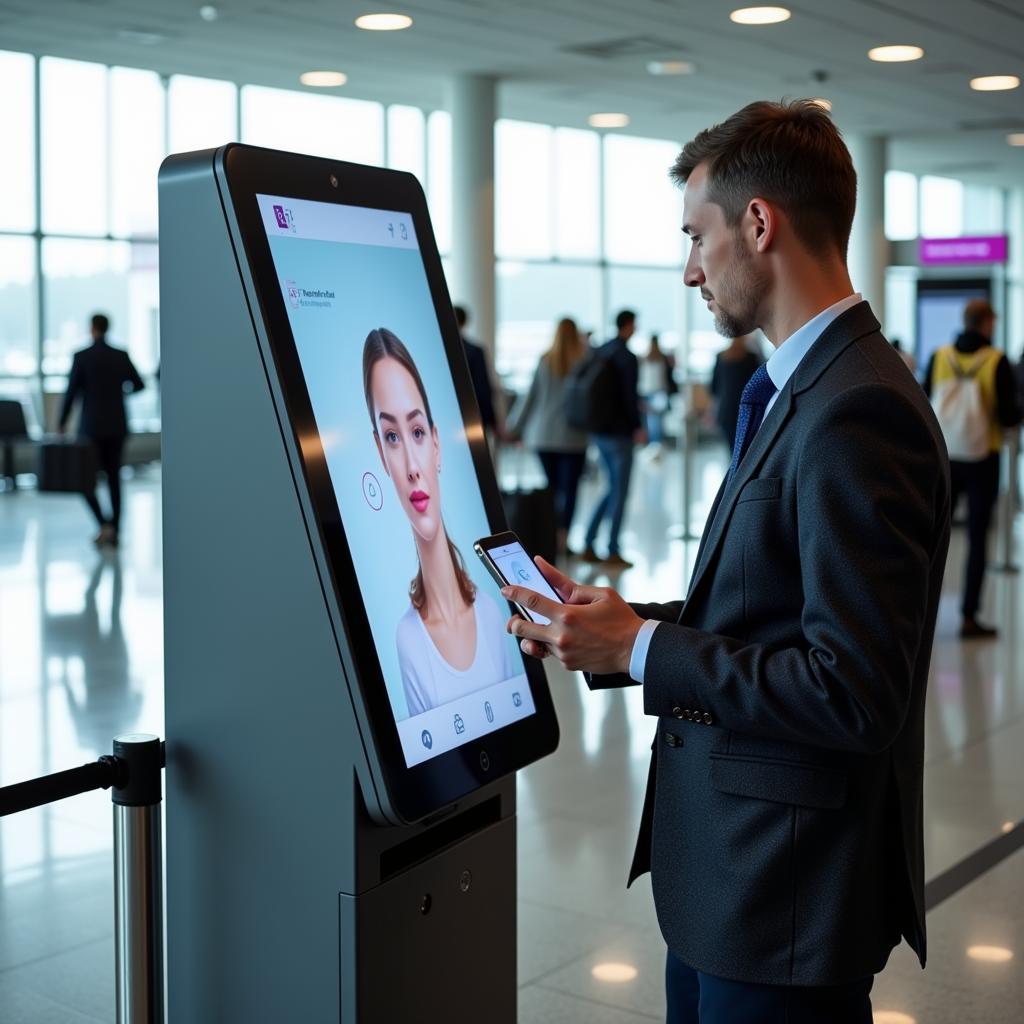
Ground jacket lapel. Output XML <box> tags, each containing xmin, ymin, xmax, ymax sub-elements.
<box><xmin>684</xmin><ymin>386</ymin><xmax>794</xmax><ymax>605</ymax></box>
<box><xmin>681</xmin><ymin>301</ymin><xmax>882</xmax><ymax>614</ymax></box>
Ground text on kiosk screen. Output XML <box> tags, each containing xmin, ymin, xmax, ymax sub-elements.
<box><xmin>257</xmin><ymin>193</ymin><xmax>535</xmax><ymax>768</ymax></box>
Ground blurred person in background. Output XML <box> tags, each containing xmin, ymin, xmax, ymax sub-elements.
<box><xmin>58</xmin><ymin>313</ymin><xmax>145</xmax><ymax>549</ymax></box>
<box><xmin>709</xmin><ymin>333</ymin><xmax>763</xmax><ymax>450</ymax></box>
<box><xmin>454</xmin><ymin>304</ymin><xmax>506</xmax><ymax>452</ymax></box>
<box><xmin>924</xmin><ymin>298</ymin><xmax>1021</xmax><ymax>638</ymax></box>
<box><xmin>639</xmin><ymin>332</ymin><xmax>678</xmax><ymax>461</ymax></box>
<box><xmin>507</xmin><ymin>317</ymin><xmax>590</xmax><ymax>559</ymax></box>
<box><xmin>582</xmin><ymin>308</ymin><xmax>646</xmax><ymax>569</ymax></box>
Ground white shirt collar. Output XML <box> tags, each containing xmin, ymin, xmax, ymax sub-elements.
<box><xmin>764</xmin><ymin>293</ymin><xmax>863</xmax><ymax>397</ymax></box>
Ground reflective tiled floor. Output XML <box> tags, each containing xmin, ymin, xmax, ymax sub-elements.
<box><xmin>1</xmin><ymin>448</ymin><xmax>1022</xmax><ymax>1022</ymax></box>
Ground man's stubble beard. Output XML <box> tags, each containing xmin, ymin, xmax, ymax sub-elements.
<box><xmin>712</xmin><ymin>235</ymin><xmax>767</xmax><ymax>339</ymax></box>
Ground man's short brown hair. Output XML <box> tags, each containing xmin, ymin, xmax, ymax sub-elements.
<box><xmin>671</xmin><ymin>99</ymin><xmax>857</xmax><ymax>258</ymax></box>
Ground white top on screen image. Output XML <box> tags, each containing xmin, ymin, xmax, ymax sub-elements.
<box><xmin>397</xmin><ymin>593</ymin><xmax>519</xmax><ymax>715</ymax></box>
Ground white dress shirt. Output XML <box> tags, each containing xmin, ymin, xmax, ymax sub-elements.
<box><xmin>628</xmin><ymin>293</ymin><xmax>863</xmax><ymax>684</ymax></box>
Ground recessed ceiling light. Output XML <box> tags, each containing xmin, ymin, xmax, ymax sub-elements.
<box><xmin>730</xmin><ymin>7</ymin><xmax>791</xmax><ymax>25</ymax></box>
<box><xmin>591</xmin><ymin>962</ymin><xmax>638</xmax><ymax>983</ymax></box>
<box><xmin>873</xmin><ymin>1013</ymin><xmax>916</xmax><ymax>1024</ymax></box>
<box><xmin>199</xmin><ymin>4</ymin><xmax>219</xmax><ymax>21</ymax></box>
<box><xmin>588</xmin><ymin>113</ymin><xmax>630</xmax><ymax>128</ymax></box>
<box><xmin>868</xmin><ymin>45</ymin><xmax>924</xmax><ymax>62</ymax></box>
<box><xmin>355</xmin><ymin>13</ymin><xmax>413</xmax><ymax>31</ymax></box>
<box><xmin>647</xmin><ymin>60</ymin><xmax>695</xmax><ymax>76</ymax></box>
<box><xmin>967</xmin><ymin>945</ymin><xmax>1014</xmax><ymax>963</ymax></box>
<box><xmin>300</xmin><ymin>71</ymin><xmax>348</xmax><ymax>87</ymax></box>
<box><xmin>116</xmin><ymin>29</ymin><xmax>164</xmax><ymax>46</ymax></box>
<box><xmin>970</xmin><ymin>75</ymin><xmax>1020</xmax><ymax>91</ymax></box>
<box><xmin>1002</xmin><ymin>818</ymin><xmax>1019</xmax><ymax>828</ymax></box>
<box><xmin>811</xmin><ymin>97</ymin><xmax>833</xmax><ymax>111</ymax></box>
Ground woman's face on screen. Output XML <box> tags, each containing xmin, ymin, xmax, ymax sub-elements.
<box><xmin>371</xmin><ymin>357</ymin><xmax>442</xmax><ymax>543</ymax></box>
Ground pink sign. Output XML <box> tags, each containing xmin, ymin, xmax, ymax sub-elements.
<box><xmin>919</xmin><ymin>235</ymin><xmax>1008</xmax><ymax>266</ymax></box>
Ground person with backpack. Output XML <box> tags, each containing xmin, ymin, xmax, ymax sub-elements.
<box><xmin>924</xmin><ymin>298</ymin><xmax>1022</xmax><ymax>638</ymax></box>
<box><xmin>578</xmin><ymin>309</ymin><xmax>646</xmax><ymax>568</ymax></box>
<box><xmin>506</xmin><ymin>318</ymin><xmax>589</xmax><ymax>559</ymax></box>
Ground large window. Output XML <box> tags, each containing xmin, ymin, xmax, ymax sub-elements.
<box><xmin>241</xmin><ymin>86</ymin><xmax>384</xmax><ymax>166</ymax></box>
<box><xmin>0</xmin><ymin>51</ymin><xmax>35</xmax><ymax>233</ymax></box>
<box><xmin>168</xmin><ymin>75</ymin><xmax>238</xmax><ymax>153</ymax></box>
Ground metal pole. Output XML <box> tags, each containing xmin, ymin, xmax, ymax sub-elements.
<box><xmin>994</xmin><ymin>431</ymin><xmax>1020</xmax><ymax>573</ymax></box>
<box><xmin>112</xmin><ymin>734</ymin><xmax>165</xmax><ymax>1024</ymax></box>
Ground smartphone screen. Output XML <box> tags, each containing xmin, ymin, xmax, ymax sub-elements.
<box><xmin>475</xmin><ymin>535</ymin><xmax>562</xmax><ymax>626</ymax></box>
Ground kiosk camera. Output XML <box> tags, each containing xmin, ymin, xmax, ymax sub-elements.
<box><xmin>159</xmin><ymin>144</ymin><xmax>559</xmax><ymax>1022</ymax></box>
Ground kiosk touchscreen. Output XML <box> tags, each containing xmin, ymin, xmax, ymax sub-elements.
<box><xmin>218</xmin><ymin>145</ymin><xmax>558</xmax><ymax>822</ymax></box>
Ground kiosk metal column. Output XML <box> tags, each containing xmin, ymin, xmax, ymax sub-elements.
<box><xmin>159</xmin><ymin>145</ymin><xmax>557</xmax><ymax>1023</ymax></box>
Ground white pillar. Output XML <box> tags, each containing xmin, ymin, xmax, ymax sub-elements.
<box><xmin>1007</xmin><ymin>187</ymin><xmax>1024</xmax><ymax>361</ymax></box>
<box><xmin>448</xmin><ymin>75</ymin><xmax>496</xmax><ymax>359</ymax></box>
<box><xmin>845</xmin><ymin>134</ymin><xmax>888</xmax><ymax>327</ymax></box>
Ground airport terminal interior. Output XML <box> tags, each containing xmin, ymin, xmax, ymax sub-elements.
<box><xmin>2</xmin><ymin>2</ymin><xmax>1024</xmax><ymax>1022</ymax></box>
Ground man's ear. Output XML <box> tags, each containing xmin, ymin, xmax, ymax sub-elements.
<box><xmin>374</xmin><ymin>431</ymin><xmax>389</xmax><ymax>475</ymax></box>
<box><xmin>747</xmin><ymin>197</ymin><xmax>776</xmax><ymax>253</ymax></box>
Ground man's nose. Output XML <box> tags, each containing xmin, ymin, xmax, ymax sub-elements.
<box><xmin>683</xmin><ymin>249</ymin><xmax>704</xmax><ymax>288</ymax></box>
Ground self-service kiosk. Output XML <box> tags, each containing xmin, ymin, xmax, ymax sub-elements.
<box><xmin>159</xmin><ymin>144</ymin><xmax>559</xmax><ymax>1022</ymax></box>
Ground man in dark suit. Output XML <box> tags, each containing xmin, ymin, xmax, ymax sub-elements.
<box><xmin>581</xmin><ymin>309</ymin><xmax>646</xmax><ymax>569</ymax></box>
<box><xmin>453</xmin><ymin>305</ymin><xmax>505</xmax><ymax>450</ymax></box>
<box><xmin>59</xmin><ymin>313</ymin><xmax>145</xmax><ymax>547</ymax></box>
<box><xmin>500</xmin><ymin>100</ymin><xmax>950</xmax><ymax>1023</ymax></box>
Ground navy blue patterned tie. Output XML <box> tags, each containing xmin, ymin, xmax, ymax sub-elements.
<box><xmin>727</xmin><ymin>364</ymin><xmax>777</xmax><ymax>482</ymax></box>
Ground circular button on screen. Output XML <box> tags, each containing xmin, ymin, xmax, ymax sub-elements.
<box><xmin>362</xmin><ymin>472</ymin><xmax>384</xmax><ymax>511</ymax></box>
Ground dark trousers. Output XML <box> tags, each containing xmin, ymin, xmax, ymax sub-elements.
<box><xmin>537</xmin><ymin>450</ymin><xmax>586</xmax><ymax>532</ymax></box>
<box><xmin>83</xmin><ymin>435</ymin><xmax>125</xmax><ymax>532</ymax></box>
<box><xmin>950</xmin><ymin>453</ymin><xmax>1000</xmax><ymax>618</ymax></box>
<box><xmin>666</xmin><ymin>952</ymin><xmax>873</xmax><ymax>1024</ymax></box>
<box><xmin>585</xmin><ymin>435</ymin><xmax>635</xmax><ymax>555</ymax></box>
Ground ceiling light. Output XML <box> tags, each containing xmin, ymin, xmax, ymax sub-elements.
<box><xmin>811</xmin><ymin>97</ymin><xmax>832</xmax><ymax>111</ymax></box>
<box><xmin>1002</xmin><ymin>818</ymin><xmax>1018</xmax><ymax>828</ymax></box>
<box><xmin>300</xmin><ymin>71</ymin><xmax>348</xmax><ymax>87</ymax></box>
<box><xmin>116</xmin><ymin>29</ymin><xmax>164</xmax><ymax>46</ymax></box>
<box><xmin>868</xmin><ymin>45</ymin><xmax>924</xmax><ymax>62</ymax></box>
<box><xmin>967</xmin><ymin>945</ymin><xmax>1014</xmax><ymax>963</ymax></box>
<box><xmin>199</xmin><ymin>4</ymin><xmax>219</xmax><ymax>20</ymax></box>
<box><xmin>355</xmin><ymin>13</ymin><xmax>413</xmax><ymax>31</ymax></box>
<box><xmin>873</xmin><ymin>1013</ymin><xmax>916</xmax><ymax>1024</ymax></box>
<box><xmin>730</xmin><ymin>7</ymin><xmax>791</xmax><ymax>24</ymax></box>
<box><xmin>647</xmin><ymin>60</ymin><xmax>695</xmax><ymax>76</ymax></box>
<box><xmin>971</xmin><ymin>75</ymin><xmax>1020</xmax><ymax>91</ymax></box>
<box><xmin>588</xmin><ymin>113</ymin><xmax>630</xmax><ymax>128</ymax></box>
<box><xmin>591</xmin><ymin>962</ymin><xmax>638</xmax><ymax>983</ymax></box>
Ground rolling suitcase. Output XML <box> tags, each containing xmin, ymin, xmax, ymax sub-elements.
<box><xmin>499</xmin><ymin>448</ymin><xmax>558</xmax><ymax>564</ymax></box>
<box><xmin>36</xmin><ymin>438</ymin><xmax>97</xmax><ymax>493</ymax></box>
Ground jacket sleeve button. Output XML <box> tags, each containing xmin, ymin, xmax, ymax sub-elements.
<box><xmin>672</xmin><ymin>706</ymin><xmax>684</xmax><ymax>719</ymax></box>
<box><xmin>703</xmin><ymin>713</ymin><xmax>713</xmax><ymax>725</ymax></box>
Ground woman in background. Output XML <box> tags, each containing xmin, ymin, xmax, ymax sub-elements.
<box><xmin>507</xmin><ymin>317</ymin><xmax>589</xmax><ymax>558</ymax></box>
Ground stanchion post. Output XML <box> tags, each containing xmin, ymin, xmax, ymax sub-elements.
<box><xmin>995</xmin><ymin>431</ymin><xmax>1020</xmax><ymax>574</ymax></box>
<box><xmin>112</xmin><ymin>734</ymin><xmax>165</xmax><ymax>1024</ymax></box>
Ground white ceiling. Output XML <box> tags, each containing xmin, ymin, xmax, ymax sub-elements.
<box><xmin>2</xmin><ymin>0</ymin><xmax>1023</xmax><ymax>186</ymax></box>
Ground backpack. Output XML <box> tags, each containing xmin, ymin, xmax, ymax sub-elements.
<box><xmin>930</xmin><ymin>347</ymin><xmax>995</xmax><ymax>461</ymax></box>
<box><xmin>564</xmin><ymin>351</ymin><xmax>621</xmax><ymax>432</ymax></box>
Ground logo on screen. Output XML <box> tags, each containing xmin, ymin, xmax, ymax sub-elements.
<box><xmin>273</xmin><ymin>204</ymin><xmax>296</xmax><ymax>232</ymax></box>
<box><xmin>285</xmin><ymin>279</ymin><xmax>300</xmax><ymax>309</ymax></box>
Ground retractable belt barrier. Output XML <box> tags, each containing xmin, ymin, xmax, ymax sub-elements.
<box><xmin>0</xmin><ymin>734</ymin><xmax>165</xmax><ymax>1024</ymax></box>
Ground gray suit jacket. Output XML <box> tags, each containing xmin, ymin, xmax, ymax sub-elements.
<box><xmin>591</xmin><ymin>302</ymin><xmax>950</xmax><ymax>987</ymax></box>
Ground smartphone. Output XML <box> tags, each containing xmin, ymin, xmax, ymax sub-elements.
<box><xmin>474</xmin><ymin>531</ymin><xmax>563</xmax><ymax>625</ymax></box>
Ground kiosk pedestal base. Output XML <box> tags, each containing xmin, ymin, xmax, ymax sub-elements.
<box><xmin>342</xmin><ymin>816</ymin><xmax>516</xmax><ymax>1023</ymax></box>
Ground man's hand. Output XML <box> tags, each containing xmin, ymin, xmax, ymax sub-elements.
<box><xmin>501</xmin><ymin>557</ymin><xmax>643</xmax><ymax>676</ymax></box>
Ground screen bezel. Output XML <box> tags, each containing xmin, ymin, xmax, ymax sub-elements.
<box><xmin>218</xmin><ymin>144</ymin><xmax>558</xmax><ymax>823</ymax></box>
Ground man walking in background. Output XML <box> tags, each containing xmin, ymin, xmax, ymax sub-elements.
<box><xmin>924</xmin><ymin>299</ymin><xmax>1021</xmax><ymax>638</ymax></box>
<box><xmin>59</xmin><ymin>313</ymin><xmax>145</xmax><ymax>548</ymax></box>
<box><xmin>581</xmin><ymin>309</ymin><xmax>646</xmax><ymax>568</ymax></box>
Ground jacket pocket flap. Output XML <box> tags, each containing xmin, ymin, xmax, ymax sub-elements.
<box><xmin>709</xmin><ymin>754</ymin><xmax>847</xmax><ymax>809</ymax></box>
<box><xmin>736</xmin><ymin>476</ymin><xmax>782</xmax><ymax>503</ymax></box>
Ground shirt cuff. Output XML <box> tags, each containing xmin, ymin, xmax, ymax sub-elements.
<box><xmin>629</xmin><ymin>620</ymin><xmax>661</xmax><ymax>684</ymax></box>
